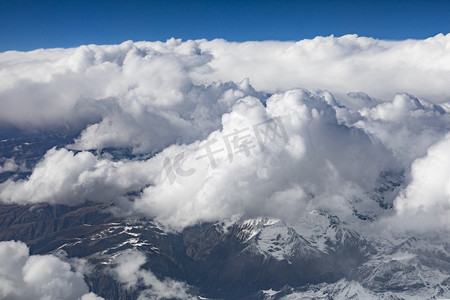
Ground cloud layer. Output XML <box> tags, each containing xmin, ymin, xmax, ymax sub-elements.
<box><xmin>196</xmin><ymin>34</ymin><xmax>450</xmax><ymax>102</ymax></box>
<box><xmin>0</xmin><ymin>36</ymin><xmax>449</xmax><ymax>233</ymax></box>
<box><xmin>2</xmin><ymin>34</ymin><xmax>450</xmax><ymax>133</ymax></box>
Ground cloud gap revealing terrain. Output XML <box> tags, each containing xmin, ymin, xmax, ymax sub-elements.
<box><xmin>0</xmin><ymin>34</ymin><xmax>449</xmax><ymax>299</ymax></box>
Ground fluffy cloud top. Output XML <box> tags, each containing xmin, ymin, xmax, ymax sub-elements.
<box><xmin>196</xmin><ymin>34</ymin><xmax>450</xmax><ymax>102</ymax></box>
<box><xmin>0</xmin><ymin>148</ymin><xmax>157</xmax><ymax>205</ymax></box>
<box><xmin>0</xmin><ymin>36</ymin><xmax>449</xmax><ymax>233</ymax></box>
<box><xmin>0</xmin><ymin>39</ymin><xmax>262</xmax><ymax>153</ymax></box>
<box><xmin>1</xmin><ymin>34</ymin><xmax>450</xmax><ymax>139</ymax></box>
<box><xmin>355</xmin><ymin>93</ymin><xmax>450</xmax><ymax>164</ymax></box>
<box><xmin>0</xmin><ymin>240</ymin><xmax>102</xmax><ymax>300</ymax></box>
<box><xmin>389</xmin><ymin>134</ymin><xmax>450</xmax><ymax>232</ymax></box>
<box><xmin>133</xmin><ymin>90</ymin><xmax>395</xmax><ymax>230</ymax></box>
<box><xmin>0</xmin><ymin>88</ymin><xmax>402</xmax><ymax>231</ymax></box>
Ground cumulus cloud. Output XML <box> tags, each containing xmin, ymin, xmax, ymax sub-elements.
<box><xmin>69</xmin><ymin>79</ymin><xmax>260</xmax><ymax>154</ymax></box>
<box><xmin>111</xmin><ymin>250</ymin><xmax>194</xmax><ymax>300</ymax></box>
<box><xmin>386</xmin><ymin>134</ymin><xmax>450</xmax><ymax>232</ymax></box>
<box><xmin>0</xmin><ymin>89</ymin><xmax>399</xmax><ymax>231</ymax></box>
<box><xmin>354</xmin><ymin>93</ymin><xmax>450</xmax><ymax>165</ymax></box>
<box><xmin>132</xmin><ymin>89</ymin><xmax>396</xmax><ymax>230</ymax></box>
<box><xmin>0</xmin><ymin>240</ymin><xmax>102</xmax><ymax>300</ymax></box>
<box><xmin>0</xmin><ymin>147</ymin><xmax>157</xmax><ymax>205</ymax></box>
<box><xmin>0</xmin><ymin>39</ymin><xmax>262</xmax><ymax>153</ymax></box>
<box><xmin>0</xmin><ymin>36</ymin><xmax>449</xmax><ymax>234</ymax></box>
<box><xmin>2</xmin><ymin>35</ymin><xmax>450</xmax><ymax>148</ymax></box>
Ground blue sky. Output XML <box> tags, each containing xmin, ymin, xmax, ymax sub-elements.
<box><xmin>1</xmin><ymin>0</ymin><xmax>449</xmax><ymax>52</ymax></box>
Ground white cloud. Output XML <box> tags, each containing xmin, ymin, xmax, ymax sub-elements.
<box><xmin>132</xmin><ymin>89</ymin><xmax>395</xmax><ymax>230</ymax></box>
<box><xmin>386</xmin><ymin>134</ymin><xmax>450</xmax><ymax>232</ymax></box>
<box><xmin>196</xmin><ymin>34</ymin><xmax>450</xmax><ymax>102</ymax></box>
<box><xmin>0</xmin><ymin>148</ymin><xmax>157</xmax><ymax>205</ymax></box>
<box><xmin>2</xmin><ymin>35</ymin><xmax>450</xmax><ymax>150</ymax></box>
<box><xmin>80</xmin><ymin>293</ymin><xmax>105</xmax><ymax>300</ymax></box>
<box><xmin>68</xmin><ymin>79</ymin><xmax>259</xmax><ymax>154</ymax></box>
<box><xmin>0</xmin><ymin>158</ymin><xmax>18</xmax><ymax>173</ymax></box>
<box><xmin>0</xmin><ymin>39</ymin><xmax>261</xmax><ymax>154</ymax></box>
<box><xmin>0</xmin><ymin>88</ymin><xmax>396</xmax><ymax>231</ymax></box>
<box><xmin>354</xmin><ymin>93</ymin><xmax>450</xmax><ymax>165</ymax></box>
<box><xmin>0</xmin><ymin>36</ymin><xmax>449</xmax><ymax>234</ymax></box>
<box><xmin>111</xmin><ymin>250</ymin><xmax>195</xmax><ymax>300</ymax></box>
<box><xmin>0</xmin><ymin>240</ymin><xmax>103</xmax><ymax>300</ymax></box>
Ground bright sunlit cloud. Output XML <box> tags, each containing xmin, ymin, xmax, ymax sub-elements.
<box><xmin>0</xmin><ymin>35</ymin><xmax>449</xmax><ymax>233</ymax></box>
